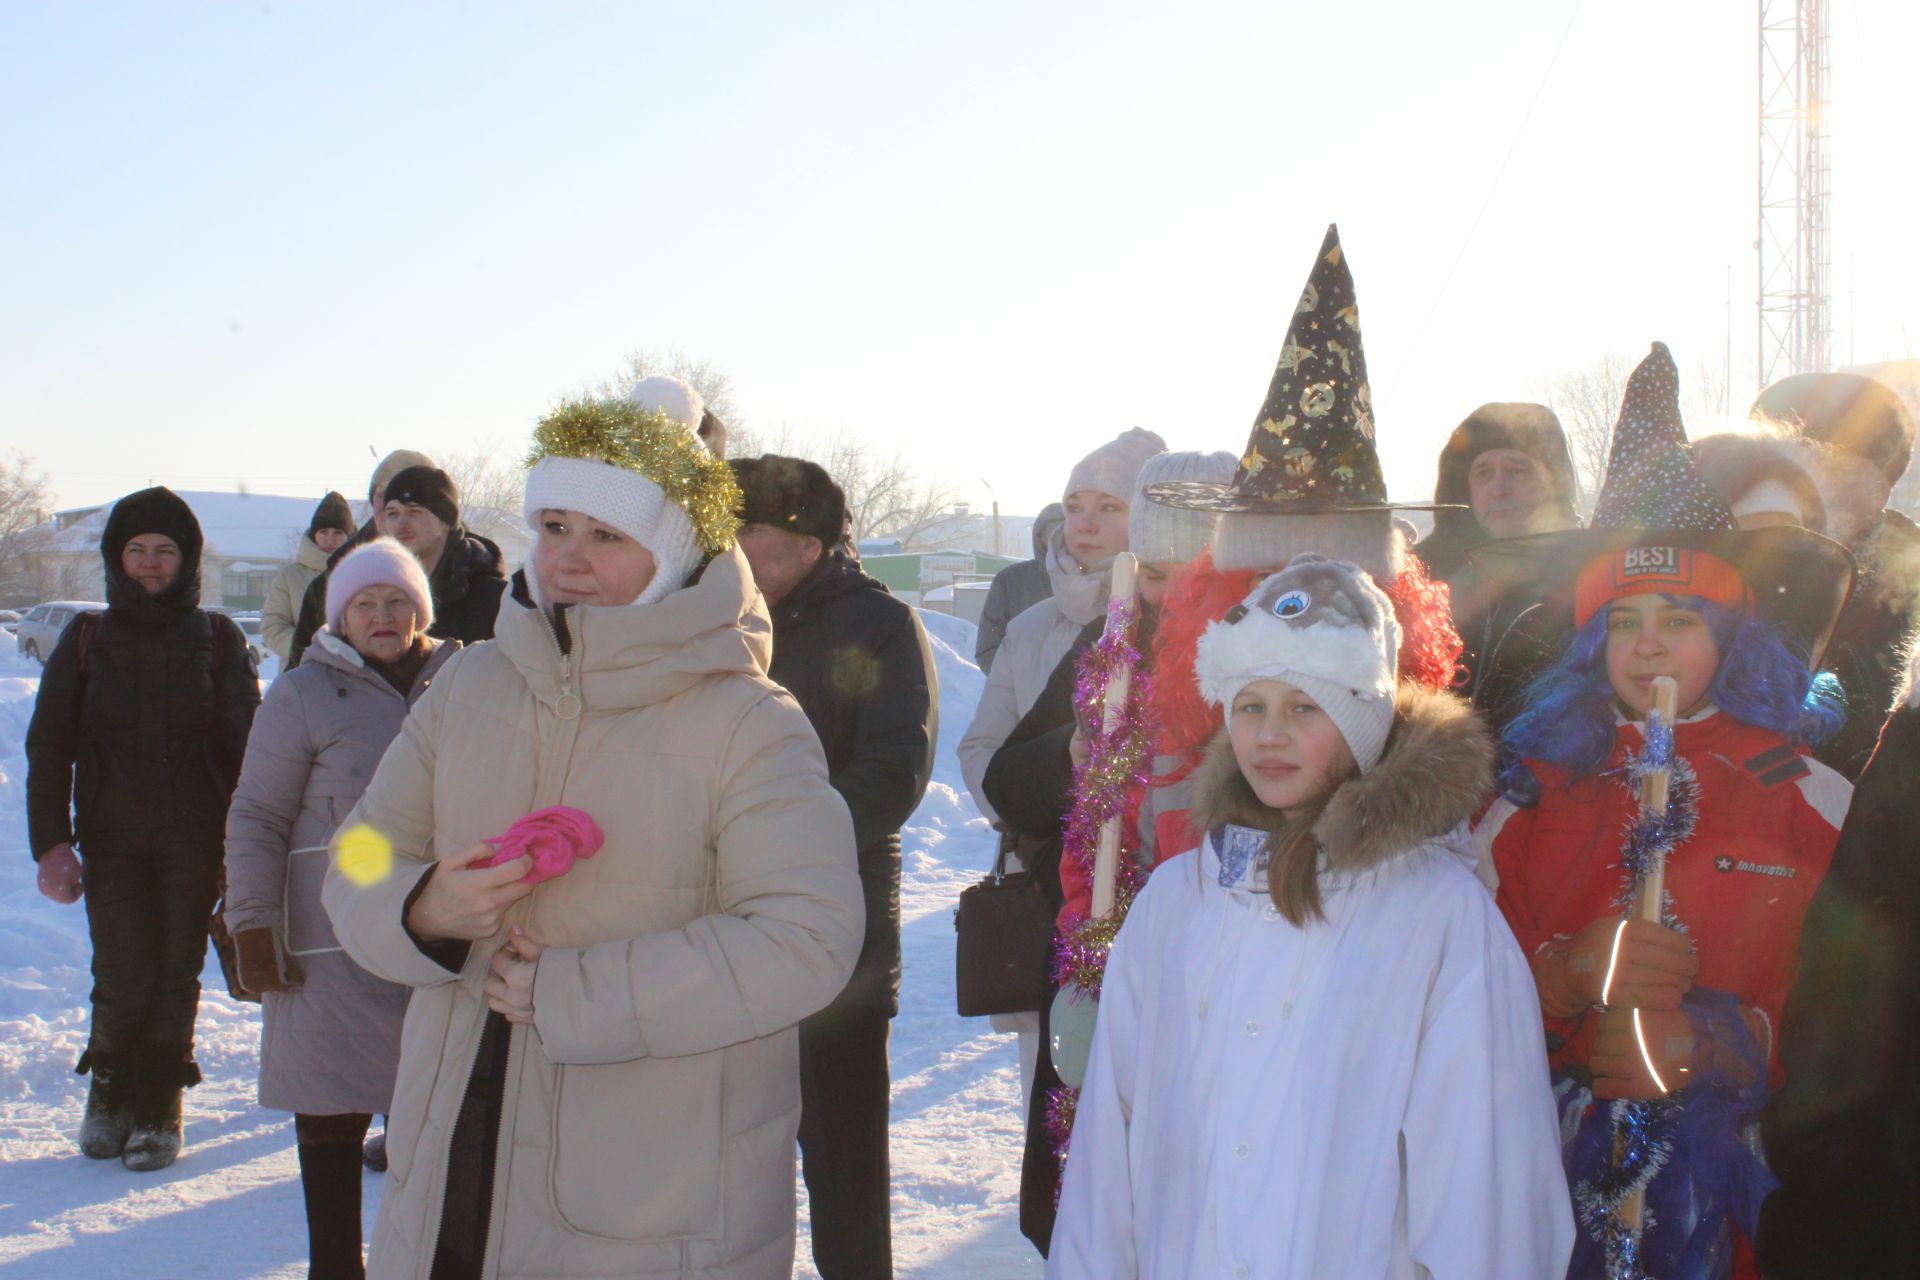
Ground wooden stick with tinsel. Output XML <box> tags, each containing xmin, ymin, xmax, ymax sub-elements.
<box><xmin>1607</xmin><ymin>674</ymin><xmax>1680</xmax><ymax>1278</ymax></box>
<box><xmin>1046</xmin><ymin>554</ymin><xmax>1153</xmax><ymax>1187</ymax></box>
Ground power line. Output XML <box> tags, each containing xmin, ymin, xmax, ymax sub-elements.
<box><xmin>1395</xmin><ymin>0</ymin><xmax>1586</xmax><ymax>380</ymax></box>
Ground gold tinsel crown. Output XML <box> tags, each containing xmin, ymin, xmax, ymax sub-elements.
<box><xmin>526</xmin><ymin>397</ymin><xmax>742</xmax><ymax>553</ymax></box>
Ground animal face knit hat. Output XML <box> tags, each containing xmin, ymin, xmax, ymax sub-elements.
<box><xmin>522</xmin><ymin>375</ymin><xmax>742</xmax><ymax>607</ymax></box>
<box><xmin>1194</xmin><ymin>554</ymin><xmax>1402</xmax><ymax>772</ymax></box>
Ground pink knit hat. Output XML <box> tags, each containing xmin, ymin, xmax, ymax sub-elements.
<box><xmin>325</xmin><ymin>537</ymin><xmax>434</xmax><ymax>632</ymax></box>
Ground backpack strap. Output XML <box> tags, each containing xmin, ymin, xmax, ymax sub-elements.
<box><xmin>72</xmin><ymin>611</ymin><xmax>101</xmax><ymax>681</ymax></box>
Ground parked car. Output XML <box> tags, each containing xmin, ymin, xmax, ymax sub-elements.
<box><xmin>0</xmin><ymin>609</ymin><xmax>21</xmax><ymax>634</ymax></box>
<box><xmin>229</xmin><ymin>611</ymin><xmax>270</xmax><ymax>669</ymax></box>
<box><xmin>13</xmin><ymin>601</ymin><xmax>108</xmax><ymax>664</ymax></box>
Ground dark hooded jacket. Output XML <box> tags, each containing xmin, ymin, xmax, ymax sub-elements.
<box><xmin>766</xmin><ymin>546</ymin><xmax>937</xmax><ymax>1014</ymax></box>
<box><xmin>976</xmin><ymin>504</ymin><xmax>1066</xmax><ymax>673</ymax></box>
<box><xmin>1759</xmin><ymin>687</ymin><xmax>1920</xmax><ymax>1277</ymax></box>
<box><xmin>25</xmin><ymin>487</ymin><xmax>259</xmax><ymax>857</ymax></box>
<box><xmin>1413</xmin><ymin>404</ymin><xmax>1581</xmax><ymax>701</ymax></box>
<box><xmin>287</xmin><ymin>523</ymin><xmax>507</xmax><ymax>668</ymax></box>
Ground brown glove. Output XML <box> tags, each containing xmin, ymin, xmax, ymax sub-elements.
<box><xmin>1531</xmin><ymin>916</ymin><xmax>1698</xmax><ymax>1018</ymax></box>
<box><xmin>233</xmin><ymin>924</ymin><xmax>301</xmax><ymax>994</ymax></box>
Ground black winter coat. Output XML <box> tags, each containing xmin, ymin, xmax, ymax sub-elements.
<box><xmin>287</xmin><ymin>524</ymin><xmax>508</xmax><ymax>668</ymax></box>
<box><xmin>980</xmin><ymin>616</ymin><xmax>1106</xmax><ymax>908</ymax></box>
<box><xmin>25</xmin><ymin>490</ymin><xmax>259</xmax><ymax>858</ymax></box>
<box><xmin>1758</xmin><ymin>698</ymin><xmax>1920</xmax><ymax>1277</ymax></box>
<box><xmin>1812</xmin><ymin>510</ymin><xmax>1920</xmax><ymax>781</ymax></box>
<box><xmin>766</xmin><ymin>550</ymin><xmax>937</xmax><ymax>1015</ymax></box>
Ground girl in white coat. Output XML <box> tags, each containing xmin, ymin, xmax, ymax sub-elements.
<box><xmin>1048</xmin><ymin>556</ymin><xmax>1572</xmax><ymax>1279</ymax></box>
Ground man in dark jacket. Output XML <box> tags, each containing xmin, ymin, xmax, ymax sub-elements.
<box><xmin>975</xmin><ymin>503</ymin><xmax>1064</xmax><ymax>673</ymax></box>
<box><xmin>732</xmin><ymin>454</ymin><xmax>937</xmax><ymax>1280</ymax></box>
<box><xmin>288</xmin><ymin>459</ymin><xmax>508</xmax><ymax>667</ymax></box>
<box><xmin>26</xmin><ymin>487</ymin><xmax>259</xmax><ymax>1171</ymax></box>
<box><xmin>1755</xmin><ymin>371</ymin><xmax>1920</xmax><ymax>780</ymax></box>
<box><xmin>1412</xmin><ymin>403</ymin><xmax>1580</xmax><ymax>704</ymax></box>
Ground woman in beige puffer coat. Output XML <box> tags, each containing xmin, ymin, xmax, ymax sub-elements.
<box><xmin>322</xmin><ymin>382</ymin><xmax>863</xmax><ymax>1280</ymax></box>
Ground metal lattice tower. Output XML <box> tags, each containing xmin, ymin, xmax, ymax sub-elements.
<box><xmin>1756</xmin><ymin>0</ymin><xmax>1832</xmax><ymax>389</ymax></box>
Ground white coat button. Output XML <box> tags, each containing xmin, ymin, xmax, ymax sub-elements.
<box><xmin>1245</xmin><ymin>1020</ymin><xmax>1260</xmax><ymax>1037</ymax></box>
<box><xmin>1234</xmin><ymin>1142</ymin><xmax>1250</xmax><ymax>1157</ymax></box>
<box><xmin>1262</xmin><ymin>904</ymin><xmax>1280</xmax><ymax>921</ymax></box>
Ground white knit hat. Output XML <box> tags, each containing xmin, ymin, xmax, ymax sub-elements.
<box><xmin>1194</xmin><ymin>555</ymin><xmax>1401</xmax><ymax>772</ymax></box>
<box><xmin>1210</xmin><ymin>507</ymin><xmax>1406</xmax><ymax>581</ymax></box>
<box><xmin>1129</xmin><ymin>450</ymin><xmax>1237</xmax><ymax>565</ymax></box>
<box><xmin>325</xmin><ymin>537</ymin><xmax>434</xmax><ymax>633</ymax></box>
<box><xmin>1065</xmin><ymin>428</ymin><xmax>1167</xmax><ymax>504</ymax></box>
<box><xmin>522</xmin><ymin>380</ymin><xmax>741</xmax><ymax>607</ymax></box>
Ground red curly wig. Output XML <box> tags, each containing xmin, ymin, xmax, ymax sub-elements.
<box><xmin>1146</xmin><ymin>547</ymin><xmax>1465</xmax><ymax>778</ymax></box>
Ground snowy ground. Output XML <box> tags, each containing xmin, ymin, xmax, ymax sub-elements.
<box><xmin>0</xmin><ymin>614</ymin><xmax>1044</xmax><ymax>1278</ymax></box>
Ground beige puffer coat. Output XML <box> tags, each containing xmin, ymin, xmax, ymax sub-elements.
<box><xmin>262</xmin><ymin>534</ymin><xmax>330</xmax><ymax>666</ymax></box>
<box><xmin>322</xmin><ymin>548</ymin><xmax>863</xmax><ymax>1279</ymax></box>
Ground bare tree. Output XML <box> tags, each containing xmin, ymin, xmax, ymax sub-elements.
<box><xmin>0</xmin><ymin>453</ymin><xmax>55</xmax><ymax>602</ymax></box>
<box><xmin>737</xmin><ymin>426</ymin><xmax>962</xmax><ymax>548</ymax></box>
<box><xmin>440</xmin><ymin>443</ymin><xmax>528</xmax><ymax>518</ymax></box>
<box><xmin>599</xmin><ymin>348</ymin><xmax>743</xmax><ymax>428</ymax></box>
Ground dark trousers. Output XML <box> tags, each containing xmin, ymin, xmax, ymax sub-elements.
<box><xmin>797</xmin><ymin>1001</ymin><xmax>894</xmax><ymax>1280</ymax></box>
<box><xmin>297</xmin><ymin>1112</ymin><xmax>373</xmax><ymax>1280</ymax></box>
<box><xmin>1019</xmin><ymin>987</ymin><xmax>1065</xmax><ymax>1257</ymax></box>
<box><xmin>79</xmin><ymin>829</ymin><xmax>222</xmax><ymax>1057</ymax></box>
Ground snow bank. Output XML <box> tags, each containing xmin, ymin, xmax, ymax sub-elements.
<box><xmin>0</xmin><ymin>609</ymin><xmax>1041</xmax><ymax>1277</ymax></box>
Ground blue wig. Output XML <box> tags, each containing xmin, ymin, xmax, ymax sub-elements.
<box><xmin>1500</xmin><ymin>594</ymin><xmax>1845</xmax><ymax>792</ymax></box>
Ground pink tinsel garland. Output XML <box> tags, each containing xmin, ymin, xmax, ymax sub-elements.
<box><xmin>1046</xmin><ymin>592</ymin><xmax>1156</xmax><ymax>1177</ymax></box>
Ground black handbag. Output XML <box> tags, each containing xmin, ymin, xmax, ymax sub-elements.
<box><xmin>953</xmin><ymin>838</ymin><xmax>1058</xmax><ymax>1017</ymax></box>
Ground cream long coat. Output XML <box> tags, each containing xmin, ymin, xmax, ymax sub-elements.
<box><xmin>322</xmin><ymin>548</ymin><xmax>863</xmax><ymax>1280</ymax></box>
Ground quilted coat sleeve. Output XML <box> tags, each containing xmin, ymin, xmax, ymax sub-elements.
<box><xmin>530</xmin><ymin>688</ymin><xmax>864</xmax><ymax>1064</ymax></box>
<box><xmin>321</xmin><ymin>652</ymin><xmax>470</xmax><ymax>989</ymax></box>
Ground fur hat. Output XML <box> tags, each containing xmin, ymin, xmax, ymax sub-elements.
<box><xmin>326</xmin><ymin>537</ymin><xmax>434</xmax><ymax>633</ymax></box>
<box><xmin>307</xmin><ymin>491</ymin><xmax>356</xmax><ymax>538</ymax></box>
<box><xmin>523</xmin><ymin>385</ymin><xmax>741</xmax><ymax>607</ymax></box>
<box><xmin>730</xmin><ymin>455</ymin><xmax>848</xmax><ymax>547</ymax></box>
<box><xmin>1194</xmin><ymin>555</ymin><xmax>1401</xmax><ymax>772</ymax></box>
<box><xmin>382</xmin><ymin>466</ymin><xmax>460</xmax><ymax>530</ymax></box>
<box><xmin>370</xmin><ymin>449</ymin><xmax>435</xmax><ymax>505</ymax></box>
<box><xmin>1753</xmin><ymin>371</ymin><xmax>1916</xmax><ymax>487</ymax></box>
<box><xmin>1065</xmin><ymin>428</ymin><xmax>1167</xmax><ymax>504</ymax></box>
<box><xmin>1129</xmin><ymin>451</ymin><xmax>1236</xmax><ymax>565</ymax></box>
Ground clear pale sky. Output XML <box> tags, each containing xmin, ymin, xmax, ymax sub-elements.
<box><xmin>4</xmin><ymin>1</ymin><xmax>1916</xmax><ymax>520</ymax></box>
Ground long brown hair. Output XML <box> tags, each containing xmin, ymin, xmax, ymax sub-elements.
<box><xmin>1261</xmin><ymin>758</ymin><xmax>1358</xmax><ymax>927</ymax></box>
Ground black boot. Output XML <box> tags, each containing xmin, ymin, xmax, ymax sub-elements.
<box><xmin>76</xmin><ymin>1049</ymin><xmax>134</xmax><ymax>1160</ymax></box>
<box><xmin>122</xmin><ymin>1046</ymin><xmax>200</xmax><ymax>1173</ymax></box>
<box><xmin>299</xmin><ymin>1139</ymin><xmax>368</xmax><ymax>1278</ymax></box>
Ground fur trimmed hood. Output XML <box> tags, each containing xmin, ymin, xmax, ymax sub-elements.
<box><xmin>1189</xmin><ymin>682</ymin><xmax>1493</xmax><ymax>876</ymax></box>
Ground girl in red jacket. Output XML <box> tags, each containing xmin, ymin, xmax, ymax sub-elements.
<box><xmin>1474</xmin><ymin>343</ymin><xmax>1855</xmax><ymax>1280</ymax></box>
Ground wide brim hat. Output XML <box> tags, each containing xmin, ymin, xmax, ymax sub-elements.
<box><xmin>1470</xmin><ymin>342</ymin><xmax>1854</xmax><ymax>658</ymax></box>
<box><xmin>1149</xmin><ymin>223</ymin><xmax>1463</xmax><ymax>517</ymax></box>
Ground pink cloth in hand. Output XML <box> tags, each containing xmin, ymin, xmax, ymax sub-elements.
<box><xmin>484</xmin><ymin>806</ymin><xmax>606</xmax><ymax>885</ymax></box>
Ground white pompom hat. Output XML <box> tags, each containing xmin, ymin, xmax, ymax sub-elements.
<box><xmin>522</xmin><ymin>376</ymin><xmax>742</xmax><ymax>607</ymax></box>
<box><xmin>325</xmin><ymin>537</ymin><xmax>434</xmax><ymax>633</ymax></box>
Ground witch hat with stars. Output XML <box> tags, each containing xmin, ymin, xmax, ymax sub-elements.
<box><xmin>1150</xmin><ymin>223</ymin><xmax>1454</xmax><ymax>517</ymax></box>
<box><xmin>1473</xmin><ymin>341</ymin><xmax>1854</xmax><ymax>657</ymax></box>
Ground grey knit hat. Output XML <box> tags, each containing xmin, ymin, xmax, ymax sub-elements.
<box><xmin>1211</xmin><ymin>508</ymin><xmax>1407</xmax><ymax>581</ymax></box>
<box><xmin>1129</xmin><ymin>451</ymin><xmax>1237</xmax><ymax>565</ymax></box>
<box><xmin>1065</xmin><ymin>428</ymin><xmax>1168</xmax><ymax>504</ymax></box>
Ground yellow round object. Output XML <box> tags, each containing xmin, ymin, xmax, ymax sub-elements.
<box><xmin>336</xmin><ymin>823</ymin><xmax>394</xmax><ymax>887</ymax></box>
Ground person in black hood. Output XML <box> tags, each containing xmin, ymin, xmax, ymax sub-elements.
<box><xmin>24</xmin><ymin>486</ymin><xmax>260</xmax><ymax>1173</ymax></box>
<box><xmin>1413</xmin><ymin>402</ymin><xmax>1581</xmax><ymax>707</ymax></box>
<box><xmin>732</xmin><ymin>454</ymin><xmax>937</xmax><ymax>1280</ymax></box>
